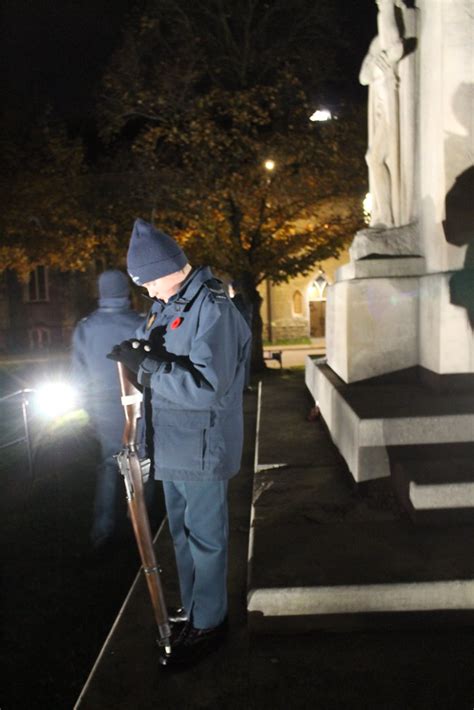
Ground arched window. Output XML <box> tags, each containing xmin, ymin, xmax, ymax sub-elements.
<box><xmin>293</xmin><ymin>290</ymin><xmax>303</xmax><ymax>315</ymax></box>
<box><xmin>24</xmin><ymin>266</ymin><xmax>49</xmax><ymax>302</ymax></box>
<box><xmin>312</xmin><ymin>270</ymin><xmax>328</xmax><ymax>300</ymax></box>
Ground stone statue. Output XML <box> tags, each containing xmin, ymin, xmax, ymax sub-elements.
<box><xmin>360</xmin><ymin>0</ymin><xmax>416</xmax><ymax>229</ymax></box>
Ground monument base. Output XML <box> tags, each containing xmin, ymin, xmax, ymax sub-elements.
<box><xmin>326</xmin><ymin>257</ymin><xmax>425</xmax><ymax>382</ymax></box>
<box><xmin>326</xmin><ymin>253</ymin><xmax>473</xmax><ymax>383</ymax></box>
<box><xmin>305</xmin><ymin>358</ymin><xmax>474</xmax><ymax>521</ymax></box>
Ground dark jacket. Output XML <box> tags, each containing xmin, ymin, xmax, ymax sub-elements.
<box><xmin>72</xmin><ymin>296</ymin><xmax>144</xmax><ymax>446</ymax></box>
<box><xmin>136</xmin><ymin>267</ymin><xmax>251</xmax><ymax>482</ymax></box>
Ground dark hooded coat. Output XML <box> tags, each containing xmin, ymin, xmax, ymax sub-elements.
<box><xmin>72</xmin><ymin>293</ymin><xmax>144</xmax><ymax>448</ymax></box>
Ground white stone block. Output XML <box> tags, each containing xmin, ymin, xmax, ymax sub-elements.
<box><xmin>419</xmin><ymin>272</ymin><xmax>474</xmax><ymax>374</ymax></box>
<box><xmin>409</xmin><ymin>481</ymin><xmax>474</xmax><ymax>510</ymax></box>
<box><xmin>326</xmin><ymin>276</ymin><xmax>420</xmax><ymax>383</ymax></box>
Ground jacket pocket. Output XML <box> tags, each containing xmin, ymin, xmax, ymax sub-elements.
<box><xmin>154</xmin><ymin>409</ymin><xmax>211</xmax><ymax>471</ymax></box>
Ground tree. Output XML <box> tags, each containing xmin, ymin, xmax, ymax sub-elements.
<box><xmin>0</xmin><ymin>111</ymin><xmax>117</xmax><ymax>281</ymax></box>
<box><xmin>97</xmin><ymin>0</ymin><xmax>366</xmax><ymax>369</ymax></box>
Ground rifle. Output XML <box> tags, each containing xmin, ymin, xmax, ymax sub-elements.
<box><xmin>116</xmin><ymin>362</ymin><xmax>171</xmax><ymax>655</ymax></box>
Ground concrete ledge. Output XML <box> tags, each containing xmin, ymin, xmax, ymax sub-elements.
<box><xmin>349</xmin><ymin>224</ymin><xmax>420</xmax><ymax>260</ymax></box>
<box><xmin>409</xmin><ymin>481</ymin><xmax>474</xmax><ymax>509</ymax></box>
<box><xmin>248</xmin><ymin>579</ymin><xmax>474</xmax><ymax>617</ymax></box>
<box><xmin>390</xmin><ymin>443</ymin><xmax>474</xmax><ymax>523</ymax></box>
<box><xmin>305</xmin><ymin>358</ymin><xmax>474</xmax><ymax>482</ymax></box>
<box><xmin>336</xmin><ymin>257</ymin><xmax>426</xmax><ymax>281</ymax></box>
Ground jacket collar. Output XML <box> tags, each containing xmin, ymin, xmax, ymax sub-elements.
<box><xmin>98</xmin><ymin>296</ymin><xmax>130</xmax><ymax>310</ymax></box>
<box><xmin>168</xmin><ymin>266</ymin><xmax>214</xmax><ymax>307</ymax></box>
<box><xmin>149</xmin><ymin>266</ymin><xmax>215</xmax><ymax>311</ymax></box>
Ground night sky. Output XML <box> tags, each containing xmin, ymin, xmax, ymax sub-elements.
<box><xmin>0</xmin><ymin>0</ymin><xmax>136</xmax><ymax>127</ymax></box>
<box><xmin>0</xmin><ymin>0</ymin><xmax>377</xmax><ymax>131</ymax></box>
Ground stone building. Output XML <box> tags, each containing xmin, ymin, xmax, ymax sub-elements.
<box><xmin>0</xmin><ymin>264</ymin><xmax>106</xmax><ymax>354</ymax></box>
<box><xmin>258</xmin><ymin>251</ymin><xmax>350</xmax><ymax>343</ymax></box>
<box><xmin>0</xmin><ymin>249</ymin><xmax>351</xmax><ymax>354</ymax></box>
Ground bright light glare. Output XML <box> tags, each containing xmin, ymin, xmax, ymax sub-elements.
<box><xmin>309</xmin><ymin>109</ymin><xmax>332</xmax><ymax>122</ymax></box>
<box><xmin>264</xmin><ymin>159</ymin><xmax>275</xmax><ymax>171</ymax></box>
<box><xmin>363</xmin><ymin>192</ymin><xmax>373</xmax><ymax>224</ymax></box>
<box><xmin>35</xmin><ymin>382</ymin><xmax>77</xmax><ymax>418</ymax></box>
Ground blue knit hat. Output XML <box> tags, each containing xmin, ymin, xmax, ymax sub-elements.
<box><xmin>127</xmin><ymin>218</ymin><xmax>187</xmax><ymax>285</ymax></box>
<box><xmin>98</xmin><ymin>269</ymin><xmax>130</xmax><ymax>298</ymax></box>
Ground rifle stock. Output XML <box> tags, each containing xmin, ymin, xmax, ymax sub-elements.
<box><xmin>116</xmin><ymin>362</ymin><xmax>171</xmax><ymax>652</ymax></box>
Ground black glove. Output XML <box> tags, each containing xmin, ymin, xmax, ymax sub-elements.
<box><xmin>106</xmin><ymin>339</ymin><xmax>152</xmax><ymax>374</ymax></box>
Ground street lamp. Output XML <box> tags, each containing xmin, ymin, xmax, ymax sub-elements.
<box><xmin>264</xmin><ymin>159</ymin><xmax>275</xmax><ymax>172</ymax></box>
<box><xmin>309</xmin><ymin>109</ymin><xmax>332</xmax><ymax>122</ymax></box>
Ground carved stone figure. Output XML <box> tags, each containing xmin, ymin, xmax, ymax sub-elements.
<box><xmin>360</xmin><ymin>0</ymin><xmax>416</xmax><ymax>229</ymax></box>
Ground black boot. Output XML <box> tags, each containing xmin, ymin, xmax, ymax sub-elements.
<box><xmin>159</xmin><ymin>617</ymin><xmax>228</xmax><ymax>669</ymax></box>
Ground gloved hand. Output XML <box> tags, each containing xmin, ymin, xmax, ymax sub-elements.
<box><xmin>106</xmin><ymin>339</ymin><xmax>154</xmax><ymax>373</ymax></box>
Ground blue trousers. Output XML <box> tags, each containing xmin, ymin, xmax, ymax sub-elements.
<box><xmin>91</xmin><ymin>450</ymin><xmax>120</xmax><ymax>544</ymax></box>
<box><xmin>162</xmin><ymin>480</ymin><xmax>229</xmax><ymax>629</ymax></box>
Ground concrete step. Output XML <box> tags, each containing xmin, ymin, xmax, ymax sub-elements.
<box><xmin>305</xmin><ymin>358</ymin><xmax>474</xmax><ymax>482</ymax></box>
<box><xmin>248</xmin><ymin>376</ymin><xmax>474</xmax><ymax>631</ymax></box>
<box><xmin>391</xmin><ymin>443</ymin><xmax>474</xmax><ymax>523</ymax></box>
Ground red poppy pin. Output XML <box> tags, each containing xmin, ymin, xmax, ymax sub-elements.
<box><xmin>170</xmin><ymin>317</ymin><xmax>183</xmax><ymax>330</ymax></box>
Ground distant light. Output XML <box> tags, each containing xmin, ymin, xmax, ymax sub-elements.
<box><xmin>309</xmin><ymin>109</ymin><xmax>332</xmax><ymax>122</ymax></box>
<box><xmin>363</xmin><ymin>192</ymin><xmax>373</xmax><ymax>224</ymax></box>
<box><xmin>34</xmin><ymin>382</ymin><xmax>77</xmax><ymax>419</ymax></box>
<box><xmin>264</xmin><ymin>159</ymin><xmax>275</xmax><ymax>171</ymax></box>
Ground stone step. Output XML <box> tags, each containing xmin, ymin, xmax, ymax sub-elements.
<box><xmin>305</xmin><ymin>358</ymin><xmax>474</xmax><ymax>482</ymax></box>
<box><xmin>248</xmin><ymin>376</ymin><xmax>474</xmax><ymax>631</ymax></box>
<box><xmin>391</xmin><ymin>443</ymin><xmax>474</xmax><ymax>523</ymax></box>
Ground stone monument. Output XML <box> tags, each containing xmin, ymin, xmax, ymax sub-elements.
<box><xmin>306</xmin><ymin>0</ymin><xmax>474</xmax><ymax>521</ymax></box>
<box><xmin>359</xmin><ymin>0</ymin><xmax>416</xmax><ymax>230</ymax></box>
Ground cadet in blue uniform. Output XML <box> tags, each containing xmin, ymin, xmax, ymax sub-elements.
<box><xmin>72</xmin><ymin>270</ymin><xmax>144</xmax><ymax>549</ymax></box>
<box><xmin>107</xmin><ymin>219</ymin><xmax>251</xmax><ymax>668</ymax></box>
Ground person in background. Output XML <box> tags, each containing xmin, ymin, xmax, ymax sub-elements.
<box><xmin>107</xmin><ymin>219</ymin><xmax>251</xmax><ymax>668</ymax></box>
<box><xmin>229</xmin><ymin>280</ymin><xmax>253</xmax><ymax>390</ymax></box>
<box><xmin>72</xmin><ymin>269</ymin><xmax>144</xmax><ymax>550</ymax></box>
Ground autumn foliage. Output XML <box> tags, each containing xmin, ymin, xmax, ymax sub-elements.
<box><xmin>1</xmin><ymin>0</ymin><xmax>367</xmax><ymax>367</ymax></box>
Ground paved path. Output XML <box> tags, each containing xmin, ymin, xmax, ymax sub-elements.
<box><xmin>75</xmin><ymin>371</ymin><xmax>474</xmax><ymax>710</ymax></box>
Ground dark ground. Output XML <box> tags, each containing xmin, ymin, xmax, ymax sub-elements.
<box><xmin>2</xmin><ymin>364</ymin><xmax>474</xmax><ymax>710</ymax></box>
<box><xmin>75</xmin><ymin>369</ymin><xmax>474</xmax><ymax>710</ymax></box>
<box><xmin>0</xmin><ymin>359</ymin><xmax>165</xmax><ymax>710</ymax></box>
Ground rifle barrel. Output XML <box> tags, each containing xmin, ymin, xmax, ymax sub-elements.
<box><xmin>116</xmin><ymin>363</ymin><xmax>171</xmax><ymax>652</ymax></box>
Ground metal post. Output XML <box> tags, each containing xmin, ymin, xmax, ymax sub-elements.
<box><xmin>266</xmin><ymin>278</ymin><xmax>273</xmax><ymax>344</ymax></box>
<box><xmin>0</xmin><ymin>389</ymin><xmax>35</xmax><ymax>478</ymax></box>
<box><xmin>21</xmin><ymin>392</ymin><xmax>33</xmax><ymax>479</ymax></box>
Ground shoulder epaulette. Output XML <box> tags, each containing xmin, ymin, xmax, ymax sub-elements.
<box><xmin>204</xmin><ymin>279</ymin><xmax>229</xmax><ymax>302</ymax></box>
